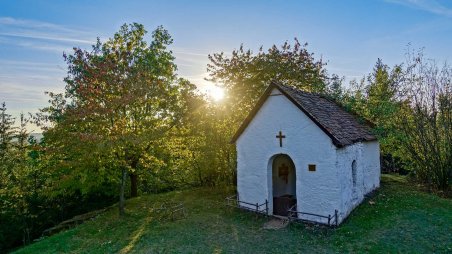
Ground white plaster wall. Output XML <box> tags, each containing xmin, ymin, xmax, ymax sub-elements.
<box><xmin>236</xmin><ymin>88</ymin><xmax>340</xmax><ymax>223</ymax></box>
<box><xmin>337</xmin><ymin>142</ymin><xmax>364</xmax><ymax>222</ymax></box>
<box><xmin>362</xmin><ymin>141</ymin><xmax>381</xmax><ymax>193</ymax></box>
<box><xmin>336</xmin><ymin>141</ymin><xmax>380</xmax><ymax>223</ymax></box>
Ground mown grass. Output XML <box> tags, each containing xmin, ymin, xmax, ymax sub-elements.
<box><xmin>13</xmin><ymin>174</ymin><xmax>451</xmax><ymax>253</ymax></box>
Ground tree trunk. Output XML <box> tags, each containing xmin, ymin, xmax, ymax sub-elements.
<box><xmin>130</xmin><ymin>173</ymin><xmax>138</xmax><ymax>197</ymax></box>
<box><xmin>119</xmin><ymin>167</ymin><xmax>127</xmax><ymax>216</ymax></box>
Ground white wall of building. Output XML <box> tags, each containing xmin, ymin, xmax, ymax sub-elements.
<box><xmin>362</xmin><ymin>141</ymin><xmax>381</xmax><ymax>193</ymax></box>
<box><xmin>336</xmin><ymin>141</ymin><xmax>380</xmax><ymax>223</ymax></box>
<box><xmin>236</xmin><ymin>88</ymin><xmax>340</xmax><ymax>223</ymax></box>
<box><xmin>236</xmin><ymin>88</ymin><xmax>381</xmax><ymax>225</ymax></box>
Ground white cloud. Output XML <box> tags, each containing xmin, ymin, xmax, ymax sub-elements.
<box><xmin>0</xmin><ymin>17</ymin><xmax>80</xmax><ymax>32</ymax></box>
<box><xmin>0</xmin><ymin>32</ymin><xmax>94</xmax><ymax>44</ymax></box>
<box><xmin>385</xmin><ymin>0</ymin><xmax>452</xmax><ymax>17</ymax></box>
<box><xmin>0</xmin><ymin>16</ymin><xmax>97</xmax><ymax>51</ymax></box>
<box><xmin>173</xmin><ymin>50</ymin><xmax>209</xmax><ymax>57</ymax></box>
<box><xmin>0</xmin><ymin>60</ymin><xmax>65</xmax><ymax>72</ymax></box>
<box><xmin>0</xmin><ymin>17</ymin><xmax>93</xmax><ymax>127</ymax></box>
<box><xmin>0</xmin><ymin>18</ymin><xmax>225</xmax><ymax>131</ymax></box>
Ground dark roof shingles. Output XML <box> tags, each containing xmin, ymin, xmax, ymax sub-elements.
<box><xmin>275</xmin><ymin>82</ymin><xmax>376</xmax><ymax>146</ymax></box>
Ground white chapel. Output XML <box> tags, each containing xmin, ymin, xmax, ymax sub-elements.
<box><xmin>231</xmin><ymin>81</ymin><xmax>380</xmax><ymax>225</ymax></box>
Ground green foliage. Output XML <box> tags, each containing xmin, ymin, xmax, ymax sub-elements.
<box><xmin>0</xmin><ymin>102</ymin><xmax>16</xmax><ymax>158</ymax></box>
<box><xmin>182</xmin><ymin>102</ymin><xmax>237</xmax><ymax>186</ymax></box>
<box><xmin>395</xmin><ymin>52</ymin><xmax>452</xmax><ymax>190</ymax></box>
<box><xmin>37</xmin><ymin>23</ymin><xmax>199</xmax><ymax>214</ymax></box>
<box><xmin>0</xmin><ymin>115</ymin><xmax>117</xmax><ymax>251</ymax></box>
<box><xmin>343</xmin><ymin>59</ymin><xmax>405</xmax><ymax>172</ymax></box>
<box><xmin>0</xmin><ymin>107</ymin><xmax>51</xmax><ymax>250</ymax></box>
<box><xmin>207</xmin><ymin>39</ymin><xmax>329</xmax><ymax>119</ymax></box>
<box><xmin>344</xmin><ymin>54</ymin><xmax>451</xmax><ymax>190</ymax></box>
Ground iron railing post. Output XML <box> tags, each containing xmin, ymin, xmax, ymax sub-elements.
<box><xmin>335</xmin><ymin>209</ymin><xmax>338</xmax><ymax>226</ymax></box>
<box><xmin>265</xmin><ymin>199</ymin><xmax>268</xmax><ymax>216</ymax></box>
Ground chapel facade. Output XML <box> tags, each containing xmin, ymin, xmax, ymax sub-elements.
<box><xmin>231</xmin><ymin>81</ymin><xmax>380</xmax><ymax>225</ymax></box>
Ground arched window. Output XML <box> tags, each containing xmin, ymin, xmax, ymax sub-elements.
<box><xmin>352</xmin><ymin>160</ymin><xmax>357</xmax><ymax>187</ymax></box>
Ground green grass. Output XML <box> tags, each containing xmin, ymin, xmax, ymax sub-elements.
<box><xmin>13</xmin><ymin>174</ymin><xmax>452</xmax><ymax>253</ymax></box>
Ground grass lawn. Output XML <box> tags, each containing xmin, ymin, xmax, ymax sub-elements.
<box><xmin>13</xmin><ymin>174</ymin><xmax>452</xmax><ymax>253</ymax></box>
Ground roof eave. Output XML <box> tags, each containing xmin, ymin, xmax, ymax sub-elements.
<box><xmin>230</xmin><ymin>81</ymin><xmax>375</xmax><ymax>148</ymax></box>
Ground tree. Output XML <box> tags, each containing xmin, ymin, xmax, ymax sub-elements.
<box><xmin>345</xmin><ymin>53</ymin><xmax>451</xmax><ymax>190</ymax></box>
<box><xmin>396</xmin><ymin>51</ymin><xmax>452</xmax><ymax>190</ymax></box>
<box><xmin>207</xmin><ymin>39</ymin><xmax>329</xmax><ymax>121</ymax></box>
<box><xmin>39</xmin><ymin>23</ymin><xmax>197</xmax><ymax>215</ymax></box>
<box><xmin>0</xmin><ymin>103</ymin><xmax>17</xmax><ymax>213</ymax></box>
<box><xmin>179</xmin><ymin>101</ymin><xmax>237</xmax><ymax>186</ymax></box>
<box><xmin>15</xmin><ymin>113</ymin><xmax>30</xmax><ymax>152</ymax></box>
<box><xmin>0</xmin><ymin>102</ymin><xmax>16</xmax><ymax>159</ymax></box>
<box><xmin>345</xmin><ymin>59</ymin><xmax>404</xmax><ymax>172</ymax></box>
<box><xmin>0</xmin><ymin>104</ymin><xmax>48</xmax><ymax>249</ymax></box>
<box><xmin>201</xmin><ymin>39</ymin><xmax>332</xmax><ymax>185</ymax></box>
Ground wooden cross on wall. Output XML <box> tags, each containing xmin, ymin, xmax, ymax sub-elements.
<box><xmin>276</xmin><ymin>131</ymin><xmax>286</xmax><ymax>147</ymax></box>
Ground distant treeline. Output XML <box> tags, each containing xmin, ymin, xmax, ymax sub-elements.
<box><xmin>1</xmin><ymin>23</ymin><xmax>450</xmax><ymax>251</ymax></box>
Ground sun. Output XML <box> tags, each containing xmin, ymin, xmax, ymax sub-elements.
<box><xmin>208</xmin><ymin>85</ymin><xmax>225</xmax><ymax>101</ymax></box>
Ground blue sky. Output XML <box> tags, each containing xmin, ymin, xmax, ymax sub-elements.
<box><xmin>1</xmin><ymin>0</ymin><xmax>452</xmax><ymax>131</ymax></box>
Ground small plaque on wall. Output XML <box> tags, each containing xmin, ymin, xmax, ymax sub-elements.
<box><xmin>308</xmin><ymin>164</ymin><xmax>316</xmax><ymax>172</ymax></box>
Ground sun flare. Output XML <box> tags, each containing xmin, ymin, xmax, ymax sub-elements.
<box><xmin>208</xmin><ymin>85</ymin><xmax>225</xmax><ymax>101</ymax></box>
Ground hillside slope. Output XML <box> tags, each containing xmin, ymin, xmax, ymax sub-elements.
<box><xmin>14</xmin><ymin>175</ymin><xmax>452</xmax><ymax>253</ymax></box>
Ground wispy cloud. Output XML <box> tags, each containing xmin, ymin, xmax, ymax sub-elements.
<box><xmin>0</xmin><ymin>17</ymin><xmax>81</xmax><ymax>33</ymax></box>
<box><xmin>385</xmin><ymin>0</ymin><xmax>452</xmax><ymax>17</ymax></box>
<box><xmin>172</xmin><ymin>47</ymin><xmax>210</xmax><ymax>86</ymax></box>
<box><xmin>0</xmin><ymin>32</ymin><xmax>94</xmax><ymax>44</ymax></box>
<box><xmin>0</xmin><ymin>16</ymin><xmax>97</xmax><ymax>52</ymax></box>
<box><xmin>173</xmin><ymin>50</ymin><xmax>208</xmax><ymax>57</ymax></box>
<box><xmin>0</xmin><ymin>60</ymin><xmax>65</xmax><ymax>71</ymax></box>
<box><xmin>0</xmin><ymin>17</ymin><xmax>86</xmax><ymax>130</ymax></box>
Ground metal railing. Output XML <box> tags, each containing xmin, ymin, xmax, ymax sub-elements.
<box><xmin>225</xmin><ymin>195</ymin><xmax>339</xmax><ymax>227</ymax></box>
<box><xmin>287</xmin><ymin>205</ymin><xmax>338</xmax><ymax>227</ymax></box>
<box><xmin>225</xmin><ymin>195</ymin><xmax>269</xmax><ymax>215</ymax></box>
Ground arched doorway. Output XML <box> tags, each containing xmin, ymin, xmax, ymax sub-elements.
<box><xmin>272</xmin><ymin>154</ymin><xmax>296</xmax><ymax>216</ymax></box>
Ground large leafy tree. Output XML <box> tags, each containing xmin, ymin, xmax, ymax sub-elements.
<box><xmin>40</xmin><ymin>23</ymin><xmax>196</xmax><ymax>215</ymax></box>
<box><xmin>207</xmin><ymin>39</ymin><xmax>329</xmax><ymax>120</ymax></box>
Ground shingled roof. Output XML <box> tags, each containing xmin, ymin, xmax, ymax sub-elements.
<box><xmin>231</xmin><ymin>81</ymin><xmax>377</xmax><ymax>147</ymax></box>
